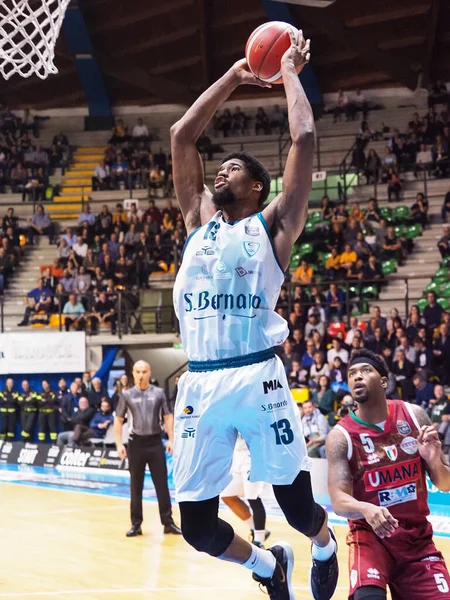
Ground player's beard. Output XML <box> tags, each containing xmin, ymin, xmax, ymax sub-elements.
<box><xmin>354</xmin><ymin>390</ymin><xmax>370</xmax><ymax>404</ymax></box>
<box><xmin>212</xmin><ymin>186</ymin><xmax>238</xmax><ymax>209</ymax></box>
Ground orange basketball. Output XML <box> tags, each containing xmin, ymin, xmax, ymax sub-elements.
<box><xmin>245</xmin><ymin>21</ymin><xmax>302</xmax><ymax>85</ymax></box>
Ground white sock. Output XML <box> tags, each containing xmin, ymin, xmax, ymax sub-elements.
<box><xmin>243</xmin><ymin>545</ymin><xmax>276</xmax><ymax>578</ymax></box>
<box><xmin>253</xmin><ymin>529</ymin><xmax>265</xmax><ymax>543</ymax></box>
<box><xmin>311</xmin><ymin>535</ymin><xmax>337</xmax><ymax>562</ymax></box>
<box><xmin>244</xmin><ymin>516</ymin><xmax>255</xmax><ymax>530</ymax></box>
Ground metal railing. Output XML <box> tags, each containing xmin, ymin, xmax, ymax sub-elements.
<box><xmin>1</xmin><ymin>274</ymin><xmax>435</xmax><ymax>336</ymax></box>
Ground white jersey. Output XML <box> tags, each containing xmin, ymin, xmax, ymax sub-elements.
<box><xmin>173</xmin><ymin>211</ymin><xmax>288</xmax><ymax>362</ymax></box>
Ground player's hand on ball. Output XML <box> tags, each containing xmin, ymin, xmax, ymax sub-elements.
<box><xmin>231</xmin><ymin>58</ymin><xmax>272</xmax><ymax>88</ymax></box>
<box><xmin>281</xmin><ymin>29</ymin><xmax>310</xmax><ymax>72</ymax></box>
<box><xmin>418</xmin><ymin>425</ymin><xmax>442</xmax><ymax>464</ymax></box>
<box><xmin>362</xmin><ymin>504</ymin><xmax>399</xmax><ymax>538</ymax></box>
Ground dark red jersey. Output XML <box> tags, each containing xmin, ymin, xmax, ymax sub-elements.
<box><xmin>337</xmin><ymin>399</ymin><xmax>430</xmax><ymax>534</ymax></box>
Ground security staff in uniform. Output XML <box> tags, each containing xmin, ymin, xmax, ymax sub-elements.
<box><xmin>19</xmin><ymin>380</ymin><xmax>39</xmax><ymax>441</ymax></box>
<box><xmin>0</xmin><ymin>378</ymin><xmax>20</xmax><ymax>441</ymax></box>
<box><xmin>37</xmin><ymin>380</ymin><xmax>58</xmax><ymax>443</ymax></box>
<box><xmin>114</xmin><ymin>360</ymin><xmax>181</xmax><ymax>537</ymax></box>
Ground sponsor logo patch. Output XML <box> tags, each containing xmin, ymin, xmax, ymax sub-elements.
<box><xmin>383</xmin><ymin>444</ymin><xmax>398</xmax><ymax>462</ymax></box>
<box><xmin>181</xmin><ymin>428</ymin><xmax>196</xmax><ymax>439</ymax></box>
<box><xmin>378</xmin><ymin>483</ymin><xmax>417</xmax><ymax>507</ymax></box>
<box><xmin>400</xmin><ymin>436</ymin><xmax>418</xmax><ymax>455</ymax></box>
<box><xmin>263</xmin><ymin>379</ymin><xmax>283</xmax><ymax>394</ymax></box>
<box><xmin>364</xmin><ymin>457</ymin><xmax>421</xmax><ymax>491</ymax></box>
<box><xmin>196</xmin><ymin>246</ymin><xmax>215</xmax><ymax>256</ymax></box>
<box><xmin>397</xmin><ymin>420</ymin><xmax>412</xmax><ymax>436</ymax></box>
<box><xmin>243</xmin><ymin>241</ymin><xmax>260</xmax><ymax>257</ymax></box>
<box><xmin>367</xmin><ymin>453</ymin><xmax>380</xmax><ymax>465</ymax></box>
<box><xmin>367</xmin><ymin>568</ymin><xmax>380</xmax><ymax>580</ymax></box>
<box><xmin>261</xmin><ymin>400</ymin><xmax>288</xmax><ymax>412</ymax></box>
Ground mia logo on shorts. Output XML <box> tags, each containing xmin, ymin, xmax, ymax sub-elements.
<box><xmin>263</xmin><ymin>379</ymin><xmax>283</xmax><ymax>394</ymax></box>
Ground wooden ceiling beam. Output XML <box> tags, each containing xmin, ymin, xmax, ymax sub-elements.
<box><xmin>299</xmin><ymin>4</ymin><xmax>417</xmax><ymax>89</ymax></box>
<box><xmin>109</xmin><ymin>26</ymin><xmax>199</xmax><ymax>58</ymax></box>
<box><xmin>344</xmin><ymin>4</ymin><xmax>430</xmax><ymax>27</ymax></box>
<box><xmin>91</xmin><ymin>0</ymin><xmax>195</xmax><ymax>34</ymax></box>
<box><xmin>378</xmin><ymin>35</ymin><xmax>426</xmax><ymax>50</ymax></box>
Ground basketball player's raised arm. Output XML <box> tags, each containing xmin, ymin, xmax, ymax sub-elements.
<box><xmin>263</xmin><ymin>30</ymin><xmax>314</xmax><ymax>270</ymax></box>
<box><xmin>326</xmin><ymin>428</ymin><xmax>399</xmax><ymax>538</ymax></box>
<box><xmin>170</xmin><ymin>62</ymin><xmax>270</xmax><ymax>233</ymax></box>
<box><xmin>411</xmin><ymin>404</ymin><xmax>450</xmax><ymax>492</ymax></box>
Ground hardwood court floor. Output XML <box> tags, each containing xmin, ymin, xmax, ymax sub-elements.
<box><xmin>0</xmin><ymin>484</ymin><xmax>449</xmax><ymax>600</ymax></box>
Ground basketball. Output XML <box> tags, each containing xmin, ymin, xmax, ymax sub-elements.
<box><xmin>245</xmin><ymin>21</ymin><xmax>303</xmax><ymax>85</ymax></box>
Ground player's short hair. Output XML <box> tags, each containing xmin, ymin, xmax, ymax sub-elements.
<box><xmin>221</xmin><ymin>151</ymin><xmax>271</xmax><ymax>206</ymax></box>
<box><xmin>349</xmin><ymin>348</ymin><xmax>389</xmax><ymax>378</ymax></box>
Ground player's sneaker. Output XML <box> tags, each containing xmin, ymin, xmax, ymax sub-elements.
<box><xmin>309</xmin><ymin>527</ymin><xmax>339</xmax><ymax>600</ymax></box>
<box><xmin>252</xmin><ymin>542</ymin><xmax>295</xmax><ymax>599</ymax></box>
<box><xmin>249</xmin><ymin>529</ymin><xmax>271</xmax><ymax>548</ymax></box>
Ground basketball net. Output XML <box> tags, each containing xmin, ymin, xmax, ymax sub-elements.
<box><xmin>0</xmin><ymin>0</ymin><xmax>70</xmax><ymax>80</ymax></box>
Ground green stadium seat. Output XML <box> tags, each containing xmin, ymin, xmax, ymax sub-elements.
<box><xmin>381</xmin><ymin>259</ymin><xmax>397</xmax><ymax>275</ymax></box>
<box><xmin>394</xmin><ymin>225</ymin><xmax>407</xmax><ymax>237</ymax></box>
<box><xmin>425</xmin><ymin>281</ymin><xmax>444</xmax><ymax>294</ymax></box>
<box><xmin>433</xmin><ymin>277</ymin><xmax>448</xmax><ymax>287</ymax></box>
<box><xmin>310</xmin><ymin>211</ymin><xmax>322</xmax><ymax>224</ymax></box>
<box><xmin>406</xmin><ymin>224</ymin><xmax>422</xmax><ymax>239</ymax></box>
<box><xmin>298</xmin><ymin>242</ymin><xmax>313</xmax><ymax>259</ymax></box>
<box><xmin>441</xmin><ymin>257</ymin><xmax>450</xmax><ymax>268</ymax></box>
<box><xmin>441</xmin><ymin>282</ymin><xmax>450</xmax><ymax>297</ymax></box>
<box><xmin>361</xmin><ymin>285</ymin><xmax>378</xmax><ymax>299</ymax></box>
<box><xmin>394</xmin><ymin>206</ymin><xmax>410</xmax><ymax>223</ymax></box>
<box><xmin>380</xmin><ymin>206</ymin><xmax>392</xmax><ymax>220</ymax></box>
<box><xmin>289</xmin><ymin>253</ymin><xmax>300</xmax><ymax>269</ymax></box>
<box><xmin>437</xmin><ymin>297</ymin><xmax>450</xmax><ymax>310</ymax></box>
<box><xmin>304</xmin><ymin>221</ymin><xmax>315</xmax><ymax>234</ymax></box>
<box><xmin>417</xmin><ymin>298</ymin><xmax>428</xmax><ymax>312</ymax></box>
<box><xmin>435</xmin><ymin>268</ymin><xmax>450</xmax><ymax>280</ymax></box>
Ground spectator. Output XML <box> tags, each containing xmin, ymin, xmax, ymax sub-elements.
<box><xmin>325</xmin><ymin>247</ymin><xmax>341</xmax><ymax>280</ymax></box>
<box><xmin>330</xmin><ymin>356</ymin><xmax>347</xmax><ymax>384</ymax></box>
<box><xmin>17</xmin><ymin>277</ymin><xmax>52</xmax><ymax>326</ymax></box>
<box><xmin>301</xmin><ymin>339</ymin><xmax>316</xmax><ymax>371</ymax></box>
<box><xmin>63</xmin><ymin>293</ymin><xmax>86</xmax><ymax>331</ymax></box>
<box><xmin>382</xmin><ymin>226</ymin><xmax>406</xmax><ymax>265</ymax></box>
<box><xmin>78</xmin><ymin>203</ymin><xmax>96</xmax><ymax>228</ymax></box>
<box><xmin>428</xmin><ymin>385</ymin><xmax>449</xmax><ymax>424</ymax></box>
<box><xmin>89</xmin><ymin>398</ymin><xmax>114</xmax><ymax>440</ymax></box>
<box><xmin>255</xmin><ymin>107</ymin><xmax>270</xmax><ymax>135</ymax></box>
<box><xmin>333</xmin><ymin>89</ymin><xmax>349</xmax><ymax>122</ymax></box>
<box><xmin>415</xmin><ymin>143</ymin><xmax>432</xmax><ymax>178</ymax></box>
<box><xmin>231</xmin><ymin>106</ymin><xmax>248</xmax><ymax>135</ymax></box>
<box><xmin>291</xmin><ymin>328</ymin><xmax>305</xmax><ymax>357</ymax></box>
<box><xmin>301</xmin><ymin>399</ymin><xmax>329</xmax><ymax>457</ymax></box>
<box><xmin>57</xmin><ymin>396</ymin><xmax>96</xmax><ymax>447</ymax></box>
<box><xmin>73</xmin><ymin>235</ymin><xmax>88</xmax><ymax>260</ymax></box>
<box><xmin>311</xmin><ymin>375</ymin><xmax>336</xmax><ymax>415</ymax></box>
<box><xmin>270</xmin><ymin>104</ymin><xmax>286</xmax><ymax>132</ymax></box>
<box><xmin>365</xmin><ymin>149</ymin><xmax>380</xmax><ymax>184</ymax></box>
<box><xmin>386</xmin><ymin>168</ymin><xmax>402</xmax><ymax>202</ymax></box>
<box><xmin>90</xmin><ymin>291</ymin><xmax>117</xmax><ymax>335</ymax></box>
<box><xmin>325</xmin><ymin>283</ymin><xmax>346</xmax><ymax>321</ymax></box>
<box><xmin>293</xmin><ymin>259</ymin><xmax>313</xmax><ymax>284</ymax></box>
<box><xmin>394</xmin><ymin>334</ymin><xmax>417</xmax><ymax>363</ymax></box>
<box><xmin>438</xmin><ymin>225</ymin><xmax>450</xmax><ymax>258</ymax></box>
<box><xmin>327</xmin><ymin>337</ymin><xmax>349</xmax><ymax>366</ymax></box>
<box><xmin>28</xmin><ymin>204</ymin><xmax>54</xmax><ymax>244</ymax></box>
<box><xmin>73</xmin><ymin>266</ymin><xmax>91</xmax><ymax>297</ymax></box>
<box><xmin>280</xmin><ymin>339</ymin><xmax>300</xmax><ymax>372</ymax></box>
<box><xmin>432</xmin><ymin>323</ymin><xmax>450</xmax><ymax>385</ymax></box>
<box><xmin>424</xmin><ymin>292</ymin><xmax>444</xmax><ymax>333</ymax></box>
<box><xmin>310</xmin><ymin>352</ymin><xmax>330</xmax><ymax>386</ymax></box>
<box><xmin>61</xmin><ymin>227</ymin><xmax>77</xmax><ymax>248</ymax></box>
<box><xmin>413</xmin><ymin>373</ymin><xmax>435</xmax><ymax>408</ymax></box>
<box><xmin>86</xmin><ymin>377</ymin><xmax>106</xmax><ymax>409</ymax></box>
<box><xmin>132</xmin><ymin>118</ymin><xmax>149</xmax><ymax>141</ymax></box>
<box><xmin>391</xmin><ymin>348</ymin><xmax>415</xmax><ymax>401</ymax></box>
<box><xmin>433</xmin><ymin>134</ymin><xmax>449</xmax><ymax>178</ymax></box>
<box><xmin>410</xmin><ymin>192</ymin><xmax>428</xmax><ymax>227</ymax></box>
<box><xmin>287</xmin><ymin>359</ymin><xmax>308</xmax><ymax>389</ymax></box>
<box><xmin>305</xmin><ymin>310</ymin><xmax>326</xmax><ymax>339</ymax></box>
<box><xmin>441</xmin><ymin>191</ymin><xmax>450</xmax><ymax>223</ymax></box>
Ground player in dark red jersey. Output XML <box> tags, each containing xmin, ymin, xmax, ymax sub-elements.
<box><xmin>326</xmin><ymin>348</ymin><xmax>450</xmax><ymax>600</ymax></box>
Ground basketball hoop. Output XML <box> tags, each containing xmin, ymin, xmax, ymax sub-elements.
<box><xmin>0</xmin><ymin>0</ymin><xmax>70</xmax><ymax>80</ymax></box>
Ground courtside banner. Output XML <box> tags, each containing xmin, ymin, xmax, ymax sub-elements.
<box><xmin>0</xmin><ymin>332</ymin><xmax>85</xmax><ymax>374</ymax></box>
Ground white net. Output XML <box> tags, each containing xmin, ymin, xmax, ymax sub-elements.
<box><xmin>0</xmin><ymin>0</ymin><xmax>70</xmax><ymax>80</ymax></box>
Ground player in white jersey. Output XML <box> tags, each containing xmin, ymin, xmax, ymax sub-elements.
<box><xmin>221</xmin><ymin>435</ymin><xmax>270</xmax><ymax>548</ymax></box>
<box><xmin>171</xmin><ymin>29</ymin><xmax>338</xmax><ymax>600</ymax></box>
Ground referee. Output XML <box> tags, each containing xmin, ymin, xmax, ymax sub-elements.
<box><xmin>114</xmin><ymin>360</ymin><xmax>181</xmax><ymax>537</ymax></box>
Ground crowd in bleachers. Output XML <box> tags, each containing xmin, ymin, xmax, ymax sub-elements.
<box><xmin>92</xmin><ymin>118</ymin><xmax>172</xmax><ymax>195</ymax></box>
<box><xmin>15</xmin><ymin>200</ymin><xmax>186</xmax><ymax>332</ymax></box>
<box><xmin>275</xmin><ymin>295</ymin><xmax>450</xmax><ymax>457</ymax></box>
<box><xmin>0</xmin><ymin>106</ymin><xmax>70</xmax><ymax>198</ymax></box>
<box><xmin>0</xmin><ymin>371</ymin><xmax>132</xmax><ymax>445</ymax></box>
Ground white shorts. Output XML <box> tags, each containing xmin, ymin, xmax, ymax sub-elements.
<box><xmin>221</xmin><ymin>446</ymin><xmax>266</xmax><ymax>499</ymax></box>
<box><xmin>173</xmin><ymin>355</ymin><xmax>310</xmax><ymax>503</ymax></box>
